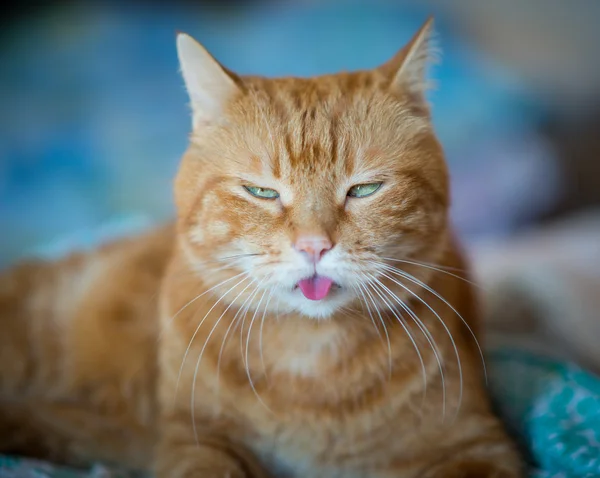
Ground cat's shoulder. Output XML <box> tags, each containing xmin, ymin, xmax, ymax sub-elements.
<box><xmin>0</xmin><ymin>222</ymin><xmax>176</xmax><ymax>327</ymax></box>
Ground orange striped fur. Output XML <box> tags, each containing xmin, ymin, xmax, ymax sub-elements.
<box><xmin>0</xmin><ymin>19</ymin><xmax>522</xmax><ymax>477</ymax></box>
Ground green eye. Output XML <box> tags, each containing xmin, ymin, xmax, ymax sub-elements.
<box><xmin>244</xmin><ymin>185</ymin><xmax>280</xmax><ymax>199</ymax></box>
<box><xmin>347</xmin><ymin>182</ymin><xmax>382</xmax><ymax>198</ymax></box>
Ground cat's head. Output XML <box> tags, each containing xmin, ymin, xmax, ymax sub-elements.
<box><xmin>174</xmin><ymin>19</ymin><xmax>450</xmax><ymax>319</ymax></box>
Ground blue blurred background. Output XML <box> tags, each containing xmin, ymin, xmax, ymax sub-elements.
<box><xmin>2</xmin><ymin>0</ymin><xmax>600</xmax><ymax>268</ymax></box>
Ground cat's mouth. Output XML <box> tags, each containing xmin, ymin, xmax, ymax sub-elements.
<box><xmin>294</xmin><ymin>275</ymin><xmax>340</xmax><ymax>301</ymax></box>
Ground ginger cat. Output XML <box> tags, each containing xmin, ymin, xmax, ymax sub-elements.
<box><xmin>0</xmin><ymin>19</ymin><xmax>523</xmax><ymax>478</ymax></box>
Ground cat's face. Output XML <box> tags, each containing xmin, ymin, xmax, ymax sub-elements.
<box><xmin>174</xmin><ymin>20</ymin><xmax>449</xmax><ymax>318</ymax></box>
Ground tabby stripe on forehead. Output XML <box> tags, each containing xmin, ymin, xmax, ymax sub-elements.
<box><xmin>283</xmin><ymin>133</ymin><xmax>298</xmax><ymax>168</ymax></box>
<box><xmin>272</xmin><ymin>147</ymin><xmax>282</xmax><ymax>179</ymax></box>
<box><xmin>329</xmin><ymin>115</ymin><xmax>338</xmax><ymax>166</ymax></box>
<box><xmin>300</xmin><ymin>109</ymin><xmax>309</xmax><ymax>153</ymax></box>
<box><xmin>292</xmin><ymin>89</ymin><xmax>303</xmax><ymax>109</ymax></box>
<box><xmin>344</xmin><ymin>73</ymin><xmax>360</xmax><ymax>92</ymax></box>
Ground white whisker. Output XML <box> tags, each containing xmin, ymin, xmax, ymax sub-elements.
<box><xmin>215</xmin><ymin>277</ymin><xmax>266</xmax><ymax>394</ymax></box>
<box><xmin>355</xmin><ymin>282</ymin><xmax>392</xmax><ymax>381</ymax></box>
<box><xmin>382</xmin><ymin>257</ymin><xmax>483</xmax><ymax>290</ymax></box>
<box><xmin>173</xmin><ymin>274</ymin><xmax>249</xmax><ymax>405</ymax></box>
<box><xmin>244</xmin><ymin>281</ymin><xmax>274</xmax><ymax>414</ymax></box>
<box><xmin>382</xmin><ymin>264</ymin><xmax>487</xmax><ymax>387</ymax></box>
<box><xmin>191</xmin><ymin>278</ymin><xmax>258</xmax><ymax>446</ymax></box>
<box><xmin>239</xmin><ymin>280</ymin><xmax>265</xmax><ymax>371</ymax></box>
<box><xmin>161</xmin><ymin>270</ymin><xmax>247</xmax><ymax>342</ymax></box>
<box><xmin>369</xmin><ymin>271</ymin><xmax>448</xmax><ymax>420</ymax></box>
<box><xmin>259</xmin><ymin>286</ymin><xmax>275</xmax><ymax>385</ymax></box>
<box><xmin>363</xmin><ymin>274</ymin><xmax>427</xmax><ymax>405</ymax></box>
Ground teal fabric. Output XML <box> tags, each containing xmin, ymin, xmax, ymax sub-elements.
<box><xmin>0</xmin><ymin>455</ymin><xmax>144</xmax><ymax>477</ymax></box>
<box><xmin>488</xmin><ymin>349</ymin><xmax>600</xmax><ymax>478</ymax></box>
<box><xmin>1</xmin><ymin>220</ymin><xmax>599</xmax><ymax>477</ymax></box>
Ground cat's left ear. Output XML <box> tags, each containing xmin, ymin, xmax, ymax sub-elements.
<box><xmin>380</xmin><ymin>17</ymin><xmax>438</xmax><ymax>113</ymax></box>
<box><xmin>176</xmin><ymin>33</ymin><xmax>242</xmax><ymax>129</ymax></box>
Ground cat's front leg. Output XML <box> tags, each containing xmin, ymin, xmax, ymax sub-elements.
<box><xmin>367</xmin><ymin>460</ymin><xmax>521</xmax><ymax>478</ymax></box>
<box><xmin>421</xmin><ymin>460</ymin><xmax>522</xmax><ymax>478</ymax></box>
<box><xmin>419</xmin><ymin>432</ymin><xmax>524</xmax><ymax>478</ymax></box>
<box><xmin>155</xmin><ymin>414</ymin><xmax>266</xmax><ymax>478</ymax></box>
<box><xmin>369</xmin><ymin>418</ymin><xmax>524</xmax><ymax>478</ymax></box>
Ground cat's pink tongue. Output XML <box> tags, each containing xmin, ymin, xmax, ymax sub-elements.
<box><xmin>298</xmin><ymin>276</ymin><xmax>333</xmax><ymax>301</ymax></box>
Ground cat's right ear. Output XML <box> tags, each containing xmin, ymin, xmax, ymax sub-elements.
<box><xmin>176</xmin><ymin>33</ymin><xmax>241</xmax><ymax>129</ymax></box>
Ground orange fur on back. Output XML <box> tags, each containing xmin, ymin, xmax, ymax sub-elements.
<box><xmin>0</xmin><ymin>19</ymin><xmax>523</xmax><ymax>478</ymax></box>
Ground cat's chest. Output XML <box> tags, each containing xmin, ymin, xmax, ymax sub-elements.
<box><xmin>240</xmin><ymin>389</ymin><xmax>404</xmax><ymax>478</ymax></box>
<box><xmin>204</xmin><ymin>321</ymin><xmax>419</xmax><ymax>475</ymax></box>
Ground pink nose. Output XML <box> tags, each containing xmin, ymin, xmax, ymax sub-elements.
<box><xmin>294</xmin><ymin>235</ymin><xmax>333</xmax><ymax>263</ymax></box>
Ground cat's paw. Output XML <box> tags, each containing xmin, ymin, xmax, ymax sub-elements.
<box><xmin>155</xmin><ymin>454</ymin><xmax>250</xmax><ymax>478</ymax></box>
<box><xmin>157</xmin><ymin>466</ymin><xmax>248</xmax><ymax>478</ymax></box>
<box><xmin>424</xmin><ymin>460</ymin><xmax>522</xmax><ymax>478</ymax></box>
<box><xmin>193</xmin><ymin>471</ymin><xmax>246</xmax><ymax>478</ymax></box>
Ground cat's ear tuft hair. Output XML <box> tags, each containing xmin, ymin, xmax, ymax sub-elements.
<box><xmin>176</xmin><ymin>33</ymin><xmax>241</xmax><ymax>129</ymax></box>
<box><xmin>380</xmin><ymin>17</ymin><xmax>439</xmax><ymax>113</ymax></box>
